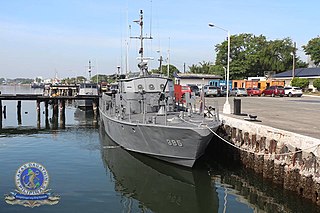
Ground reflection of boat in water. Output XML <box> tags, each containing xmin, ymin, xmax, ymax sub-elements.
<box><xmin>99</xmin><ymin>10</ymin><xmax>221</xmax><ymax>167</ymax></box>
<box><xmin>74</xmin><ymin>108</ymin><xmax>94</xmax><ymax>125</ymax></box>
<box><xmin>99</xmin><ymin>127</ymin><xmax>218</xmax><ymax>213</ymax></box>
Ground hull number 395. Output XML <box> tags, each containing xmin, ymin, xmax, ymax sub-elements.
<box><xmin>166</xmin><ymin>139</ymin><xmax>183</xmax><ymax>147</ymax></box>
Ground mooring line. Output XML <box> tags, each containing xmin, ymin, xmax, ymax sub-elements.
<box><xmin>179</xmin><ymin>116</ymin><xmax>320</xmax><ymax>157</ymax></box>
<box><xmin>206</xmin><ymin>125</ymin><xmax>320</xmax><ymax>157</ymax></box>
<box><xmin>103</xmin><ymin>145</ymin><xmax>121</xmax><ymax>149</ymax></box>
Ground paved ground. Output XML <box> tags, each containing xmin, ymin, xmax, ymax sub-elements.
<box><xmin>204</xmin><ymin>95</ymin><xmax>320</xmax><ymax>139</ymax></box>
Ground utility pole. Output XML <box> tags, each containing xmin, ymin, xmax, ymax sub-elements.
<box><xmin>292</xmin><ymin>42</ymin><xmax>296</xmax><ymax>79</ymax></box>
<box><xmin>158</xmin><ymin>55</ymin><xmax>163</xmax><ymax>73</ymax></box>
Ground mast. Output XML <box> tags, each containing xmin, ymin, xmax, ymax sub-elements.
<box><xmin>88</xmin><ymin>60</ymin><xmax>92</xmax><ymax>82</ymax></box>
<box><xmin>130</xmin><ymin>10</ymin><xmax>152</xmax><ymax>76</ymax></box>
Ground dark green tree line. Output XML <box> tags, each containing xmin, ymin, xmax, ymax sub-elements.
<box><xmin>188</xmin><ymin>33</ymin><xmax>309</xmax><ymax>80</ymax></box>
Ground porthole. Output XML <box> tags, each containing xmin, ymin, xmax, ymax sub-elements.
<box><xmin>160</xmin><ymin>84</ymin><xmax>165</xmax><ymax>90</ymax></box>
<box><xmin>138</xmin><ymin>84</ymin><xmax>144</xmax><ymax>90</ymax></box>
<box><xmin>149</xmin><ymin>84</ymin><xmax>155</xmax><ymax>90</ymax></box>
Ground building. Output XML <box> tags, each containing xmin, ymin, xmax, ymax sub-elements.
<box><xmin>273</xmin><ymin>68</ymin><xmax>320</xmax><ymax>92</ymax></box>
<box><xmin>173</xmin><ymin>73</ymin><xmax>222</xmax><ymax>89</ymax></box>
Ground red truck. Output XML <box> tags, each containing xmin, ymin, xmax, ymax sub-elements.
<box><xmin>174</xmin><ymin>84</ymin><xmax>191</xmax><ymax>103</ymax></box>
<box><xmin>262</xmin><ymin>86</ymin><xmax>285</xmax><ymax>97</ymax></box>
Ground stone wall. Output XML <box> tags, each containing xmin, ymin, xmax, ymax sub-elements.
<box><xmin>219</xmin><ymin>115</ymin><xmax>320</xmax><ymax>205</ymax></box>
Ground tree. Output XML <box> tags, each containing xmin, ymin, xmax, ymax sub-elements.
<box><xmin>150</xmin><ymin>64</ymin><xmax>179</xmax><ymax>78</ymax></box>
<box><xmin>291</xmin><ymin>77</ymin><xmax>309</xmax><ymax>89</ymax></box>
<box><xmin>302</xmin><ymin>37</ymin><xmax>320</xmax><ymax>67</ymax></box>
<box><xmin>188</xmin><ymin>61</ymin><xmax>216</xmax><ymax>74</ymax></box>
<box><xmin>313</xmin><ymin>78</ymin><xmax>320</xmax><ymax>90</ymax></box>
<box><xmin>215</xmin><ymin>34</ymin><xmax>306</xmax><ymax>79</ymax></box>
<box><xmin>188</xmin><ymin>64</ymin><xmax>202</xmax><ymax>73</ymax></box>
<box><xmin>91</xmin><ymin>74</ymin><xmax>109</xmax><ymax>83</ymax></box>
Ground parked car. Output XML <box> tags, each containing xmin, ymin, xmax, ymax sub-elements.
<box><xmin>262</xmin><ymin>86</ymin><xmax>285</xmax><ymax>97</ymax></box>
<box><xmin>220</xmin><ymin>86</ymin><xmax>227</xmax><ymax>96</ymax></box>
<box><xmin>230</xmin><ymin>87</ymin><xmax>248</xmax><ymax>96</ymax></box>
<box><xmin>203</xmin><ymin>85</ymin><xmax>221</xmax><ymax>97</ymax></box>
<box><xmin>187</xmin><ymin>84</ymin><xmax>200</xmax><ymax>96</ymax></box>
<box><xmin>246</xmin><ymin>87</ymin><xmax>262</xmax><ymax>96</ymax></box>
<box><xmin>284</xmin><ymin>86</ymin><xmax>303</xmax><ymax>97</ymax></box>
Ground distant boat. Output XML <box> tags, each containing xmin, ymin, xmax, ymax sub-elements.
<box><xmin>99</xmin><ymin>10</ymin><xmax>221</xmax><ymax>167</ymax></box>
<box><xmin>31</xmin><ymin>82</ymin><xmax>44</xmax><ymax>89</ymax></box>
<box><xmin>75</xmin><ymin>83</ymin><xmax>99</xmax><ymax>110</ymax></box>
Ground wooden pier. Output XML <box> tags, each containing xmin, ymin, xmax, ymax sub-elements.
<box><xmin>0</xmin><ymin>94</ymin><xmax>100</xmax><ymax>129</ymax></box>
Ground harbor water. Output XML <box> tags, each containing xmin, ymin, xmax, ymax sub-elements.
<box><xmin>0</xmin><ymin>85</ymin><xmax>319</xmax><ymax>213</ymax></box>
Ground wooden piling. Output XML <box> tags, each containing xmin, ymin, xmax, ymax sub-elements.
<box><xmin>37</xmin><ymin>100</ymin><xmax>41</xmax><ymax>128</ymax></box>
<box><xmin>0</xmin><ymin>100</ymin><xmax>2</xmax><ymax>129</ymax></box>
<box><xmin>3</xmin><ymin>105</ymin><xmax>6</xmax><ymax>119</ymax></box>
<box><xmin>52</xmin><ymin>99</ymin><xmax>59</xmax><ymax>129</ymax></box>
<box><xmin>93</xmin><ymin>100</ymin><xmax>98</xmax><ymax>122</ymax></box>
<box><xmin>17</xmin><ymin>101</ymin><xmax>22</xmax><ymax>125</ymax></box>
<box><xmin>45</xmin><ymin>100</ymin><xmax>50</xmax><ymax>129</ymax></box>
<box><xmin>59</xmin><ymin>99</ymin><xmax>65</xmax><ymax>129</ymax></box>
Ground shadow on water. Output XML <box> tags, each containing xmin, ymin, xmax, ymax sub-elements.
<box><xmin>201</xmin><ymin>134</ymin><xmax>320</xmax><ymax>213</ymax></box>
<box><xmin>99</xmin><ymin>127</ymin><xmax>219</xmax><ymax>213</ymax></box>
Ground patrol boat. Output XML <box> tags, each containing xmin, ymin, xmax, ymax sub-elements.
<box><xmin>99</xmin><ymin>10</ymin><xmax>221</xmax><ymax>167</ymax></box>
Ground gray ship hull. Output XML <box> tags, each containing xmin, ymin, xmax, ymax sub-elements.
<box><xmin>100</xmin><ymin>109</ymin><xmax>218</xmax><ymax>167</ymax></box>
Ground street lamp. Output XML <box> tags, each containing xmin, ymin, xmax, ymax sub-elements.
<box><xmin>208</xmin><ymin>23</ymin><xmax>231</xmax><ymax>114</ymax></box>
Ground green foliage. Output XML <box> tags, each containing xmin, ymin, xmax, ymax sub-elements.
<box><xmin>91</xmin><ymin>74</ymin><xmax>109</xmax><ymax>83</ymax></box>
<box><xmin>61</xmin><ymin>76</ymin><xmax>87</xmax><ymax>84</ymax></box>
<box><xmin>150</xmin><ymin>64</ymin><xmax>179</xmax><ymax>78</ymax></box>
<box><xmin>188</xmin><ymin>61</ymin><xmax>221</xmax><ymax>75</ymax></box>
<box><xmin>313</xmin><ymin>78</ymin><xmax>320</xmax><ymax>90</ymax></box>
<box><xmin>291</xmin><ymin>77</ymin><xmax>309</xmax><ymax>89</ymax></box>
<box><xmin>302</xmin><ymin>37</ymin><xmax>320</xmax><ymax>66</ymax></box>
<box><xmin>214</xmin><ymin>34</ymin><xmax>307</xmax><ymax>79</ymax></box>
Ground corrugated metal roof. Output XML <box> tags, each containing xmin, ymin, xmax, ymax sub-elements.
<box><xmin>274</xmin><ymin>68</ymin><xmax>320</xmax><ymax>78</ymax></box>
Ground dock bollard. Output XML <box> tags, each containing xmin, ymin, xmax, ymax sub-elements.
<box><xmin>233</xmin><ymin>98</ymin><xmax>241</xmax><ymax>115</ymax></box>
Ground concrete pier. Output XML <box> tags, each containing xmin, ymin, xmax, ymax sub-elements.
<box><xmin>204</xmin><ymin>95</ymin><xmax>320</xmax><ymax>205</ymax></box>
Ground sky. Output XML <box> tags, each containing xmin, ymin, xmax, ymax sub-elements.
<box><xmin>0</xmin><ymin>0</ymin><xmax>319</xmax><ymax>79</ymax></box>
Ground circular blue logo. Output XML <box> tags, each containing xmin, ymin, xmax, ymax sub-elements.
<box><xmin>15</xmin><ymin>162</ymin><xmax>49</xmax><ymax>195</ymax></box>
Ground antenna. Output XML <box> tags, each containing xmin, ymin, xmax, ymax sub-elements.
<box><xmin>86</xmin><ymin>60</ymin><xmax>94</xmax><ymax>82</ymax></box>
<box><xmin>150</xmin><ymin>0</ymin><xmax>153</xmax><ymax>38</ymax></box>
<box><xmin>167</xmin><ymin>37</ymin><xmax>170</xmax><ymax>77</ymax></box>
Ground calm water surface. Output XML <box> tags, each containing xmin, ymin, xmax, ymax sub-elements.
<box><xmin>0</xmin><ymin>85</ymin><xmax>319</xmax><ymax>213</ymax></box>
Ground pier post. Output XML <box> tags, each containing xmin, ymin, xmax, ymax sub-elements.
<box><xmin>17</xmin><ymin>101</ymin><xmax>22</xmax><ymax>125</ymax></box>
<box><xmin>59</xmin><ymin>99</ymin><xmax>65</xmax><ymax>129</ymax></box>
<box><xmin>52</xmin><ymin>99</ymin><xmax>59</xmax><ymax>129</ymax></box>
<box><xmin>3</xmin><ymin>105</ymin><xmax>6</xmax><ymax>119</ymax></box>
<box><xmin>45</xmin><ymin>100</ymin><xmax>50</xmax><ymax>129</ymax></box>
<box><xmin>37</xmin><ymin>100</ymin><xmax>41</xmax><ymax>128</ymax></box>
<box><xmin>93</xmin><ymin>100</ymin><xmax>98</xmax><ymax>122</ymax></box>
<box><xmin>0</xmin><ymin>100</ymin><xmax>2</xmax><ymax>129</ymax></box>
